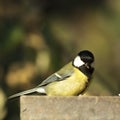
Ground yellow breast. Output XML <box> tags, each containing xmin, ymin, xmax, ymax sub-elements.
<box><xmin>45</xmin><ymin>68</ymin><xmax>89</xmax><ymax>96</ymax></box>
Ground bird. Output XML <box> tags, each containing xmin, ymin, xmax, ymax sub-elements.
<box><xmin>8</xmin><ymin>50</ymin><xmax>94</xmax><ymax>99</ymax></box>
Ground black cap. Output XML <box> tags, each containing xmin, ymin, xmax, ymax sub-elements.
<box><xmin>78</xmin><ymin>50</ymin><xmax>94</xmax><ymax>64</ymax></box>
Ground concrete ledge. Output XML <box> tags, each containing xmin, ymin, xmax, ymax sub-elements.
<box><xmin>20</xmin><ymin>96</ymin><xmax>120</xmax><ymax>120</ymax></box>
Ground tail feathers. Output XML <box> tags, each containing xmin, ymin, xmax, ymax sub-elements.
<box><xmin>8</xmin><ymin>88</ymin><xmax>38</xmax><ymax>99</ymax></box>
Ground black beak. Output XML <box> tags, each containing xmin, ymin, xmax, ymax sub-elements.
<box><xmin>85</xmin><ymin>63</ymin><xmax>90</xmax><ymax>69</ymax></box>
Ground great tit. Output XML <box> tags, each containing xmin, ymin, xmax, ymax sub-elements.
<box><xmin>8</xmin><ymin>50</ymin><xmax>94</xmax><ymax>99</ymax></box>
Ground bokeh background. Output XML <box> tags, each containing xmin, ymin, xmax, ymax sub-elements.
<box><xmin>0</xmin><ymin>0</ymin><xmax>120</xmax><ymax>120</ymax></box>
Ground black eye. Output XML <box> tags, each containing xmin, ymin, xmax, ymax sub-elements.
<box><xmin>78</xmin><ymin>50</ymin><xmax>94</xmax><ymax>64</ymax></box>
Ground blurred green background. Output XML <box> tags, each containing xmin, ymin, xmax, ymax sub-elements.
<box><xmin>0</xmin><ymin>0</ymin><xmax>120</xmax><ymax>120</ymax></box>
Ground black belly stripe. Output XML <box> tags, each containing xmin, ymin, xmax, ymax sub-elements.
<box><xmin>79</xmin><ymin>65</ymin><xmax>94</xmax><ymax>79</ymax></box>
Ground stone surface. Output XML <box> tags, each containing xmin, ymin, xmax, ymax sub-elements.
<box><xmin>20</xmin><ymin>96</ymin><xmax>120</xmax><ymax>120</ymax></box>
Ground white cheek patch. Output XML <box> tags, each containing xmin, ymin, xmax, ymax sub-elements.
<box><xmin>73</xmin><ymin>56</ymin><xmax>84</xmax><ymax>67</ymax></box>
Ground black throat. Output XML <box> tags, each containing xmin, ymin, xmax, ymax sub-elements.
<box><xmin>78</xmin><ymin>65</ymin><xmax>94</xmax><ymax>79</ymax></box>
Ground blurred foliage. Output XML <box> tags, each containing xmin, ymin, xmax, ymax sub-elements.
<box><xmin>0</xmin><ymin>0</ymin><xmax>120</xmax><ymax>120</ymax></box>
<box><xmin>0</xmin><ymin>89</ymin><xmax>6</xmax><ymax>120</ymax></box>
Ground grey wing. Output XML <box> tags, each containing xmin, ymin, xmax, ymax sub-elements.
<box><xmin>8</xmin><ymin>72</ymin><xmax>71</xmax><ymax>99</ymax></box>
<box><xmin>37</xmin><ymin>69</ymin><xmax>73</xmax><ymax>87</ymax></box>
